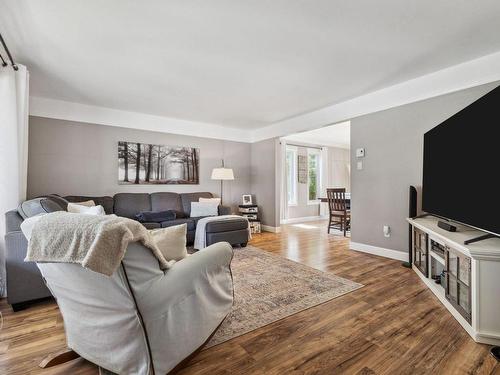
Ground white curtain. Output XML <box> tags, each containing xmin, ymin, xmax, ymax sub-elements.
<box><xmin>279</xmin><ymin>140</ymin><xmax>288</xmax><ymax>222</ymax></box>
<box><xmin>320</xmin><ymin>147</ymin><xmax>329</xmax><ymax>217</ymax></box>
<box><xmin>0</xmin><ymin>64</ymin><xmax>29</xmax><ymax>295</ymax></box>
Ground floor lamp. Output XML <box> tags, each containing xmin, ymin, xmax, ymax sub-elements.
<box><xmin>211</xmin><ymin>160</ymin><xmax>234</xmax><ymax>205</ymax></box>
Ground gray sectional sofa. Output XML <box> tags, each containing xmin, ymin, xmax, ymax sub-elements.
<box><xmin>4</xmin><ymin>191</ymin><xmax>249</xmax><ymax>310</ymax></box>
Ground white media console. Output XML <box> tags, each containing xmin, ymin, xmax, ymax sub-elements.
<box><xmin>407</xmin><ymin>216</ymin><xmax>500</xmax><ymax>346</ymax></box>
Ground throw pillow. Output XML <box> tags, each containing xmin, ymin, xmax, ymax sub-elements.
<box><xmin>46</xmin><ymin>194</ymin><xmax>70</xmax><ymax>210</ymax></box>
<box><xmin>199</xmin><ymin>197</ymin><xmax>221</xmax><ymax>205</ymax></box>
<box><xmin>67</xmin><ymin>203</ymin><xmax>106</xmax><ymax>215</ymax></box>
<box><xmin>135</xmin><ymin>210</ymin><xmax>176</xmax><ymax>223</ymax></box>
<box><xmin>150</xmin><ymin>224</ymin><xmax>187</xmax><ymax>261</ymax></box>
<box><xmin>73</xmin><ymin>200</ymin><xmax>95</xmax><ymax>207</ymax></box>
<box><xmin>190</xmin><ymin>202</ymin><xmax>218</xmax><ymax>217</ymax></box>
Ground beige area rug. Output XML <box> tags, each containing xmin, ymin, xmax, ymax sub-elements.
<box><xmin>205</xmin><ymin>245</ymin><xmax>363</xmax><ymax>348</ymax></box>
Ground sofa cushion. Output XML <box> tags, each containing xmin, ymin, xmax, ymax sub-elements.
<box><xmin>65</xmin><ymin>195</ymin><xmax>114</xmax><ymax>215</ymax></box>
<box><xmin>205</xmin><ymin>218</ymin><xmax>248</xmax><ymax>233</ymax></box>
<box><xmin>136</xmin><ymin>210</ymin><xmax>176</xmax><ymax>223</ymax></box>
<box><xmin>142</xmin><ymin>222</ymin><xmax>161</xmax><ymax>229</ymax></box>
<box><xmin>114</xmin><ymin>193</ymin><xmax>151</xmax><ymax>219</ymax></box>
<box><xmin>17</xmin><ymin>197</ymin><xmax>65</xmax><ymax>219</ymax></box>
<box><xmin>161</xmin><ymin>218</ymin><xmax>196</xmax><ymax>231</ymax></box>
<box><xmin>150</xmin><ymin>192</ymin><xmax>185</xmax><ymax>218</ymax></box>
<box><xmin>180</xmin><ymin>192</ymin><xmax>213</xmax><ymax>217</ymax></box>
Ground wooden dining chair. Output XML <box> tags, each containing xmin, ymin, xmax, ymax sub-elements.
<box><xmin>327</xmin><ymin>188</ymin><xmax>350</xmax><ymax>236</ymax></box>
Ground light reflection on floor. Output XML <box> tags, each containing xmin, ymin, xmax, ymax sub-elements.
<box><xmin>291</xmin><ymin>223</ymin><xmax>318</xmax><ymax>229</ymax></box>
<box><xmin>277</xmin><ymin>220</ymin><xmax>350</xmax><ymax>271</ymax></box>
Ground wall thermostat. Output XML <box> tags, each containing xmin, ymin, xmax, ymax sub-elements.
<box><xmin>356</xmin><ymin>148</ymin><xmax>365</xmax><ymax>158</ymax></box>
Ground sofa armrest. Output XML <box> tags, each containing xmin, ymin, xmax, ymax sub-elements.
<box><xmin>218</xmin><ymin>205</ymin><xmax>232</xmax><ymax>216</ymax></box>
<box><xmin>161</xmin><ymin>241</ymin><xmax>233</xmax><ymax>293</ymax></box>
<box><xmin>5</xmin><ymin>230</ymin><xmax>52</xmax><ymax>304</ymax></box>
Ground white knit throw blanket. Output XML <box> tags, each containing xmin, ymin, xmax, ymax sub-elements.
<box><xmin>25</xmin><ymin>211</ymin><xmax>172</xmax><ymax>276</ymax></box>
<box><xmin>194</xmin><ymin>215</ymin><xmax>251</xmax><ymax>250</ymax></box>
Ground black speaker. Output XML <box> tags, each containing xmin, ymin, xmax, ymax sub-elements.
<box><xmin>491</xmin><ymin>346</ymin><xmax>500</xmax><ymax>361</ymax></box>
<box><xmin>403</xmin><ymin>186</ymin><xmax>417</xmax><ymax>268</ymax></box>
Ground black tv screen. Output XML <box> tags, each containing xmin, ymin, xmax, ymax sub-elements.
<box><xmin>422</xmin><ymin>85</ymin><xmax>500</xmax><ymax>236</ymax></box>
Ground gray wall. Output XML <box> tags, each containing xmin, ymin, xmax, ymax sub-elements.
<box><xmin>351</xmin><ymin>82</ymin><xmax>498</xmax><ymax>253</ymax></box>
<box><xmin>250</xmin><ymin>138</ymin><xmax>279</xmax><ymax>227</ymax></box>
<box><xmin>28</xmin><ymin>117</ymin><xmax>251</xmax><ymax>213</ymax></box>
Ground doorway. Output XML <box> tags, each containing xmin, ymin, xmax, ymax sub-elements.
<box><xmin>279</xmin><ymin>121</ymin><xmax>351</xmax><ymax>234</ymax></box>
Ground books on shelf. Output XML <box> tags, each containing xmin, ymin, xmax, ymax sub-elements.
<box><xmin>239</xmin><ymin>205</ymin><xmax>261</xmax><ymax>233</ymax></box>
<box><xmin>249</xmin><ymin>221</ymin><xmax>261</xmax><ymax>234</ymax></box>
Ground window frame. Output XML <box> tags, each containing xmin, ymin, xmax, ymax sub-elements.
<box><xmin>307</xmin><ymin>148</ymin><xmax>321</xmax><ymax>205</ymax></box>
<box><xmin>286</xmin><ymin>146</ymin><xmax>298</xmax><ymax>206</ymax></box>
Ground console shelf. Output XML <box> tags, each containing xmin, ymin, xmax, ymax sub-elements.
<box><xmin>429</xmin><ymin>250</ymin><xmax>445</xmax><ymax>266</ymax></box>
<box><xmin>408</xmin><ymin>216</ymin><xmax>500</xmax><ymax>346</ymax></box>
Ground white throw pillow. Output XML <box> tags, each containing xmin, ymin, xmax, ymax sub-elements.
<box><xmin>73</xmin><ymin>200</ymin><xmax>95</xmax><ymax>207</ymax></box>
<box><xmin>20</xmin><ymin>213</ymin><xmax>46</xmax><ymax>241</ymax></box>
<box><xmin>67</xmin><ymin>203</ymin><xmax>106</xmax><ymax>215</ymax></box>
<box><xmin>190</xmin><ymin>202</ymin><xmax>218</xmax><ymax>217</ymax></box>
<box><xmin>199</xmin><ymin>197</ymin><xmax>221</xmax><ymax>205</ymax></box>
<box><xmin>150</xmin><ymin>224</ymin><xmax>187</xmax><ymax>261</ymax></box>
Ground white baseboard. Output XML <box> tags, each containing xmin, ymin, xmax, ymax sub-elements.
<box><xmin>261</xmin><ymin>225</ymin><xmax>281</xmax><ymax>233</ymax></box>
<box><xmin>350</xmin><ymin>241</ymin><xmax>408</xmax><ymax>262</ymax></box>
<box><xmin>281</xmin><ymin>215</ymin><xmax>328</xmax><ymax>224</ymax></box>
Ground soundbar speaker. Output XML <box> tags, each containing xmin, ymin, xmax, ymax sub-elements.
<box><xmin>438</xmin><ymin>220</ymin><xmax>457</xmax><ymax>232</ymax></box>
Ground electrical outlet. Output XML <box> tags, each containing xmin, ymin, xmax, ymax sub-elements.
<box><xmin>383</xmin><ymin>225</ymin><xmax>391</xmax><ymax>237</ymax></box>
<box><xmin>357</xmin><ymin>161</ymin><xmax>363</xmax><ymax>170</ymax></box>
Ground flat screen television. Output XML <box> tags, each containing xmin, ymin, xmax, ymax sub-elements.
<box><xmin>422</xmin><ymin>85</ymin><xmax>500</xmax><ymax>236</ymax></box>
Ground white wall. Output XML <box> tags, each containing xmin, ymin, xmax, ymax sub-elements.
<box><xmin>328</xmin><ymin>147</ymin><xmax>350</xmax><ymax>192</ymax></box>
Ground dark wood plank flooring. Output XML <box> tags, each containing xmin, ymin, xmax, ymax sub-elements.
<box><xmin>1</xmin><ymin>221</ymin><xmax>498</xmax><ymax>374</ymax></box>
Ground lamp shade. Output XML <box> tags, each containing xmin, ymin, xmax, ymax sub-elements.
<box><xmin>211</xmin><ymin>167</ymin><xmax>234</xmax><ymax>180</ymax></box>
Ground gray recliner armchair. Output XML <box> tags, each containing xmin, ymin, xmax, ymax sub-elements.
<box><xmin>37</xmin><ymin>240</ymin><xmax>234</xmax><ymax>374</ymax></box>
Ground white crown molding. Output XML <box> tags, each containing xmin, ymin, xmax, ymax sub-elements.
<box><xmin>29</xmin><ymin>97</ymin><xmax>253</xmax><ymax>143</ymax></box>
<box><xmin>30</xmin><ymin>51</ymin><xmax>500</xmax><ymax>144</ymax></box>
<box><xmin>252</xmin><ymin>50</ymin><xmax>500</xmax><ymax>142</ymax></box>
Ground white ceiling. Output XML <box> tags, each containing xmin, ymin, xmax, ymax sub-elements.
<box><xmin>2</xmin><ymin>0</ymin><xmax>500</xmax><ymax>132</ymax></box>
<box><xmin>283</xmin><ymin>121</ymin><xmax>350</xmax><ymax>149</ymax></box>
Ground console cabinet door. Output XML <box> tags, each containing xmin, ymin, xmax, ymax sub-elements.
<box><xmin>413</xmin><ymin>228</ymin><xmax>428</xmax><ymax>277</ymax></box>
<box><xmin>445</xmin><ymin>246</ymin><xmax>471</xmax><ymax>324</ymax></box>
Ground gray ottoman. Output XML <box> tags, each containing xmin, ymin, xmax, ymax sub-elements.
<box><xmin>205</xmin><ymin>217</ymin><xmax>249</xmax><ymax>247</ymax></box>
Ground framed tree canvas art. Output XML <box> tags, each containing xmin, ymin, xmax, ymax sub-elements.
<box><xmin>118</xmin><ymin>141</ymin><xmax>199</xmax><ymax>184</ymax></box>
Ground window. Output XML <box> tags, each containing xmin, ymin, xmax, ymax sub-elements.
<box><xmin>286</xmin><ymin>147</ymin><xmax>297</xmax><ymax>205</ymax></box>
<box><xmin>308</xmin><ymin>149</ymin><xmax>321</xmax><ymax>203</ymax></box>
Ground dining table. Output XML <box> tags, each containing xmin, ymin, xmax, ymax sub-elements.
<box><xmin>319</xmin><ymin>194</ymin><xmax>351</xmax><ymax>210</ymax></box>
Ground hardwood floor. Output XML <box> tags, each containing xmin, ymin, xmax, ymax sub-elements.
<box><xmin>1</xmin><ymin>221</ymin><xmax>499</xmax><ymax>374</ymax></box>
